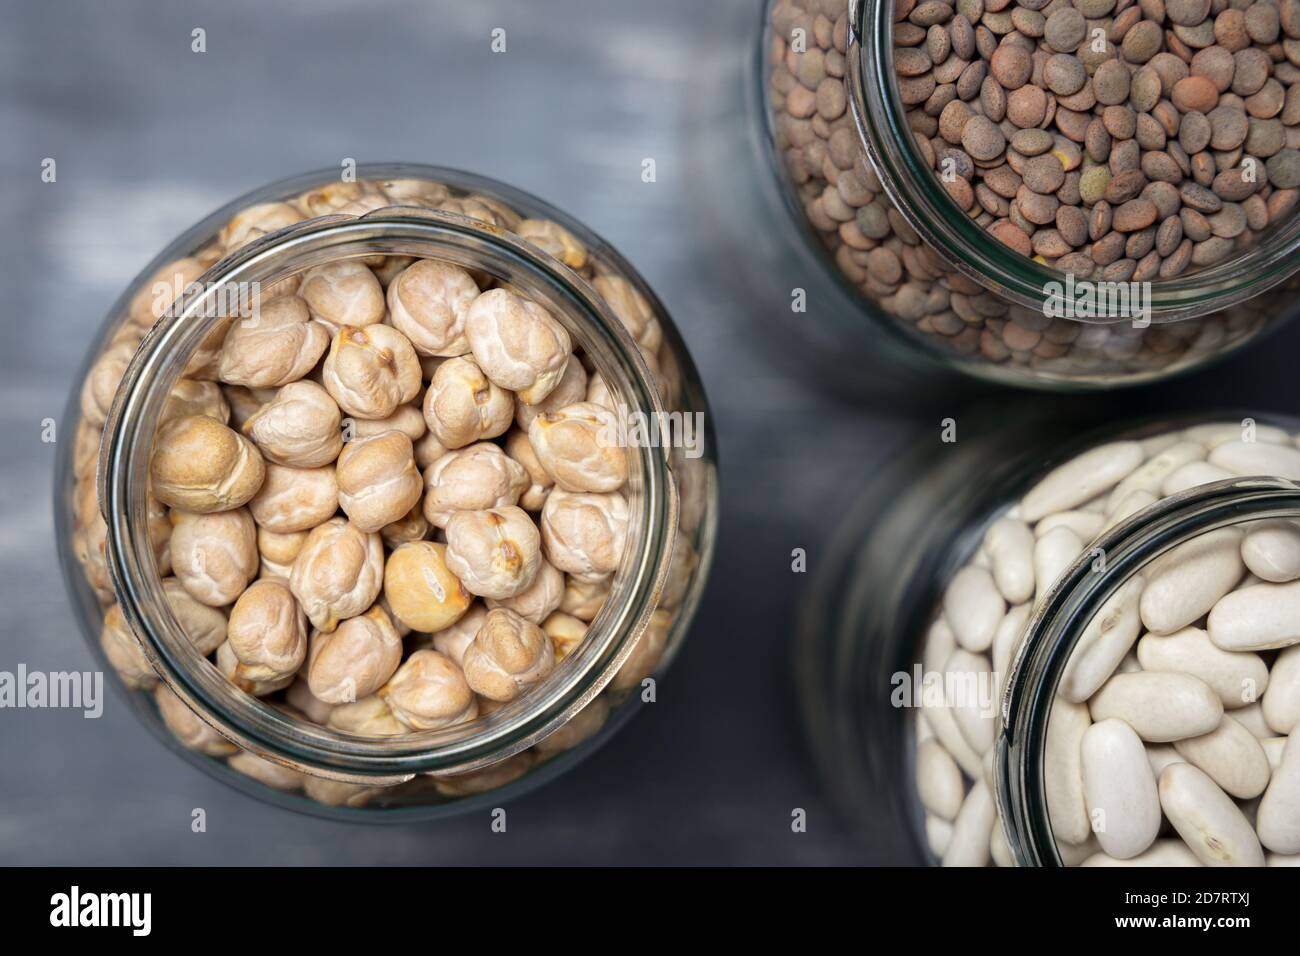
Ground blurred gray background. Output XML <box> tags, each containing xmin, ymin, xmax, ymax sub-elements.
<box><xmin>3</xmin><ymin>0</ymin><xmax>1298</xmax><ymax>866</ymax></box>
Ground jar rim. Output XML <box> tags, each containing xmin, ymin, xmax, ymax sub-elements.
<box><xmin>846</xmin><ymin>0</ymin><xmax>1300</xmax><ymax>322</ymax></box>
<box><xmin>997</xmin><ymin>473</ymin><xmax>1300</xmax><ymax>865</ymax></box>
<box><xmin>96</xmin><ymin>169</ymin><xmax>680</xmax><ymax>781</ymax></box>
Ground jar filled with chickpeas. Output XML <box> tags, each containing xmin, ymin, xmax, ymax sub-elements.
<box><xmin>740</xmin><ymin>0</ymin><xmax>1300</xmax><ymax>388</ymax></box>
<box><xmin>799</xmin><ymin>409</ymin><xmax>1300</xmax><ymax>864</ymax></box>
<box><xmin>57</xmin><ymin>164</ymin><xmax>717</xmax><ymax>818</ymax></box>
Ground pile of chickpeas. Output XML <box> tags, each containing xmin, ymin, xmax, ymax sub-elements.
<box><xmin>72</xmin><ymin>178</ymin><xmax>696</xmax><ymax>807</ymax></box>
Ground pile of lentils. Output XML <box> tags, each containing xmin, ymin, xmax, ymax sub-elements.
<box><xmin>766</xmin><ymin>0</ymin><xmax>1294</xmax><ymax>377</ymax></box>
<box><xmin>897</xmin><ymin>0</ymin><xmax>1300</xmax><ymax>279</ymax></box>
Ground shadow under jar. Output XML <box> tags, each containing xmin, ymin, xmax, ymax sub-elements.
<box><xmin>799</xmin><ymin>410</ymin><xmax>1300</xmax><ymax>864</ymax></box>
<box><xmin>57</xmin><ymin>165</ymin><xmax>718</xmax><ymax>819</ymax></box>
<box><xmin>761</xmin><ymin>0</ymin><xmax>1300</xmax><ymax>389</ymax></box>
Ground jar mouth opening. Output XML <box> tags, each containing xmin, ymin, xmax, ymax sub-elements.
<box><xmin>996</xmin><ymin>474</ymin><xmax>1300</xmax><ymax>865</ymax></box>
<box><xmin>99</xmin><ymin>204</ymin><xmax>678</xmax><ymax>779</ymax></box>
<box><xmin>847</xmin><ymin>0</ymin><xmax>1300</xmax><ymax>323</ymax></box>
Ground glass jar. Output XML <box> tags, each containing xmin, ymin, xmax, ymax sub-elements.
<box><xmin>798</xmin><ymin>408</ymin><xmax>1300</xmax><ymax>864</ymax></box>
<box><xmin>748</xmin><ymin>0</ymin><xmax>1300</xmax><ymax>389</ymax></box>
<box><xmin>56</xmin><ymin>164</ymin><xmax>717</xmax><ymax>819</ymax></box>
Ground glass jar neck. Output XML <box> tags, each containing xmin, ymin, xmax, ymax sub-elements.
<box><xmin>97</xmin><ymin>210</ymin><xmax>678</xmax><ymax>782</ymax></box>
<box><xmin>845</xmin><ymin>0</ymin><xmax>1300</xmax><ymax>322</ymax></box>
<box><xmin>997</xmin><ymin>477</ymin><xmax>1300</xmax><ymax>865</ymax></box>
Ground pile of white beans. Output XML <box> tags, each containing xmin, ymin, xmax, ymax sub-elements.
<box><xmin>915</xmin><ymin>420</ymin><xmax>1300</xmax><ymax>866</ymax></box>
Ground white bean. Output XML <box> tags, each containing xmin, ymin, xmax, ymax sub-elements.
<box><xmin>1033</xmin><ymin>525</ymin><xmax>1086</xmax><ymax>606</ymax></box>
<box><xmin>1209</xmin><ymin>440</ymin><xmax>1300</xmax><ymax>481</ymax></box>
<box><xmin>1161</xmin><ymin>461</ymin><xmax>1234</xmax><ymax>497</ymax></box>
<box><xmin>1088</xmin><ymin>672</ymin><xmax>1223</xmax><ymax>742</ymax></box>
<box><xmin>1045</xmin><ymin>698</ymin><xmax>1092</xmax><ymax>846</ymax></box>
<box><xmin>1034</xmin><ymin>510</ymin><xmax>1105</xmax><ymax>541</ymax></box>
<box><xmin>926</xmin><ymin>814</ymin><xmax>954</xmax><ymax>857</ymax></box>
<box><xmin>946</xmin><ymin>648</ymin><xmax>996</xmax><ymax>756</ymax></box>
<box><xmin>1241</xmin><ymin>521</ymin><xmax>1300</xmax><ymax>583</ymax></box>
<box><xmin>1146</xmin><ymin>743</ymin><xmax>1185</xmax><ymax>777</ymax></box>
<box><xmin>1081</xmin><ymin>839</ymin><xmax>1203</xmax><ymax>866</ymax></box>
<box><xmin>917</xmin><ymin>739</ymin><xmax>965</xmax><ymax>822</ymax></box>
<box><xmin>1262</xmin><ymin>645</ymin><xmax>1300</xmax><ymax>735</ymax></box>
<box><xmin>1261</xmin><ymin>737</ymin><xmax>1286</xmax><ymax>772</ymax></box>
<box><xmin>943</xmin><ymin>565</ymin><xmax>1005</xmax><ymax>653</ymax></box>
<box><xmin>1139</xmin><ymin>528</ymin><xmax>1244</xmax><ymax>635</ymax></box>
<box><xmin>1021</xmin><ymin>442</ymin><xmax>1144</xmax><ymax>523</ymax></box>
<box><xmin>1173</xmin><ymin>715</ymin><xmax>1272</xmax><ymax>800</ymax></box>
<box><xmin>1081</xmin><ymin>719</ymin><xmax>1161</xmax><ymax>860</ymax></box>
<box><xmin>984</xmin><ymin>517</ymin><xmax>1035</xmax><ymax>605</ymax></box>
<box><xmin>1256</xmin><ymin>734</ymin><xmax>1300</xmax><ymax>854</ymax></box>
<box><xmin>1208</xmin><ymin>579</ymin><xmax>1300</xmax><ymax>651</ymax></box>
<box><xmin>1105</xmin><ymin>441</ymin><xmax>1205</xmax><ymax>513</ymax></box>
<box><xmin>1059</xmin><ymin>575</ymin><xmax>1145</xmax><ymax>703</ymax></box>
<box><xmin>942</xmin><ymin>779</ymin><xmax>995</xmax><ymax>867</ymax></box>
<box><xmin>1136</xmin><ymin>627</ymin><xmax>1268</xmax><ymax>709</ymax></box>
<box><xmin>1158</xmin><ymin>763</ymin><xmax>1265</xmax><ymax>866</ymax></box>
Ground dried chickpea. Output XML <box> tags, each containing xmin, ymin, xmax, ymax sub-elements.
<box><xmin>154</xmin><ymin>684</ymin><xmax>237</xmax><ymax>757</ymax></box>
<box><xmin>343</xmin><ymin>403</ymin><xmax>426</xmax><ymax>442</ymax></box>
<box><xmin>504</xmin><ymin>429</ymin><xmax>553</xmax><ymax>512</ymax></box>
<box><xmin>161</xmin><ymin>576</ymin><xmax>228</xmax><ymax>655</ymax></box>
<box><xmin>169</xmin><ymin>507</ymin><xmax>258</xmax><ymax>606</ymax></box>
<box><xmin>223</xmin><ymin>385</ymin><xmax>264</xmax><ymax>429</ymax></box>
<box><xmin>72</xmin><ymin>419</ymin><xmax>100</xmax><ymax>481</ymax></box>
<box><xmin>430</xmin><ymin>604</ymin><xmax>488</xmax><ymax>665</ymax></box>
<box><xmin>516</xmin><ymin>219</ymin><xmax>589</xmax><ymax>270</ymax></box>
<box><xmin>151</xmin><ymin>414</ymin><xmax>266</xmax><ymax>513</ymax></box>
<box><xmin>285</xmin><ymin>677</ymin><xmax>335</xmax><ymax>724</ymax></box>
<box><xmin>295</xmin><ymin>180</ymin><xmax>382</xmax><ymax>217</ymax></box>
<box><xmin>585</xmin><ymin>371</ymin><xmax>616</xmax><ymax>412</ymax></box>
<box><xmin>321</xmin><ymin>324</ymin><xmax>422</xmax><ymax>420</ymax></box>
<box><xmin>301</xmin><ymin>775</ymin><xmax>382</xmax><ymax>807</ymax></box>
<box><xmin>257</xmin><ymin>527</ymin><xmax>309</xmax><ymax>576</ymax></box>
<box><xmin>385</xmin><ymin>259</ymin><xmax>478</xmax><ymax>356</ymax></box>
<box><xmin>218</xmin><ymin>201</ymin><xmax>304</xmax><ymax>252</ymax></box>
<box><xmin>462</xmin><ymin>608</ymin><xmax>555</xmax><ymax>702</ymax></box>
<box><xmin>535</xmin><ymin>694</ymin><xmax>610</xmax><ymax>757</ymax></box>
<box><xmin>382</xmin><ymin>541</ymin><xmax>473</xmax><ymax>633</ymax></box>
<box><xmin>306</xmin><ymin>604</ymin><xmax>403</xmax><ymax>704</ymax></box>
<box><xmin>100</xmin><ymin>604</ymin><xmax>157</xmax><ymax>689</ymax></box>
<box><xmin>378</xmin><ymin>649</ymin><xmax>478</xmax><ymax>730</ymax></box>
<box><xmin>181</xmin><ymin>319</ymin><xmax>233</xmax><ymax>381</ymax></box>
<box><xmin>540</xmin><ymin>489</ymin><xmax>629</xmax><ymax>578</ymax></box>
<box><xmin>127</xmin><ymin>257</ymin><xmax>206</xmax><ymax>328</ymax></box>
<box><xmin>160</xmin><ymin>379</ymin><xmax>230</xmax><ymax>426</ymax></box>
<box><xmin>288</xmin><ymin>517</ymin><xmax>384</xmax><ymax>632</ymax></box>
<box><xmin>421</xmin><ymin>355</ymin><xmax>514</xmax><ymax>449</ymax></box>
<box><xmin>248</xmin><ymin>462</ymin><xmax>339</xmax><ymax>533</ymax></box>
<box><xmin>379</xmin><ymin>178</ymin><xmax>451</xmax><ymax>206</ymax></box>
<box><xmin>380</xmin><ymin>503</ymin><xmax>429</xmax><ymax>549</ymax></box>
<box><xmin>528</xmin><ymin>402</ymin><xmax>628</xmax><ymax>493</ymax></box>
<box><xmin>660</xmin><ymin>536</ymin><xmax>698</xmax><ymax>610</ymax></box>
<box><xmin>216</xmin><ymin>640</ymin><xmax>294</xmax><ymax>696</ymax></box>
<box><xmin>592</xmin><ymin>274</ymin><xmax>662</xmax><ymax>354</ymax></box>
<box><xmin>542</xmin><ymin>611</ymin><xmax>588</xmax><ymax>660</ymax></box>
<box><xmin>465</xmin><ymin>288</ymin><xmax>572</xmax><ymax>404</ymax></box>
<box><xmin>243</xmin><ymin>380</ymin><xmax>343</xmax><ymax>468</ymax></box>
<box><xmin>559</xmin><ymin>573</ymin><xmax>609</xmax><ymax>622</ymax></box>
<box><xmin>335</xmin><ymin>430</ymin><xmax>423</xmax><ymax>532</ymax></box>
<box><xmin>444</xmin><ymin>506</ymin><xmax>542</xmax><ymax>600</ymax></box>
<box><xmin>432</xmin><ymin>752</ymin><xmax>534</xmax><ymax>797</ymax></box>
<box><xmin>78</xmin><ymin>340</ymin><xmax>133</xmax><ymax>426</ymax></box>
<box><xmin>514</xmin><ymin>354</ymin><xmax>588</xmax><ymax>432</ymax></box>
<box><xmin>413</xmin><ymin>429</ymin><xmax>450</xmax><ymax>470</ymax></box>
<box><xmin>228</xmin><ymin>750</ymin><xmax>305</xmax><ymax>791</ymax></box>
<box><xmin>609</xmin><ymin>608</ymin><xmax>671</xmax><ymax>692</ymax></box>
<box><xmin>422</xmin><ymin>441</ymin><xmax>528</xmax><ymax>528</ymax></box>
<box><xmin>298</xmin><ymin>259</ymin><xmax>386</xmax><ymax>330</ymax></box>
<box><xmin>327</xmin><ymin>694</ymin><xmax>406</xmax><ymax>736</ymax></box>
<box><xmin>226</xmin><ymin>578</ymin><xmax>308</xmax><ymax>684</ymax></box>
<box><xmin>217</xmin><ymin>295</ymin><xmax>330</xmax><ymax>388</ymax></box>
<box><xmin>487</xmin><ymin>559</ymin><xmax>564</xmax><ymax>625</ymax></box>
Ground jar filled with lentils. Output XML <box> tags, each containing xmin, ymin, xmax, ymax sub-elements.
<box><xmin>799</xmin><ymin>408</ymin><xmax>1300</xmax><ymax>865</ymax></box>
<box><xmin>760</xmin><ymin>0</ymin><xmax>1300</xmax><ymax>388</ymax></box>
<box><xmin>57</xmin><ymin>164</ymin><xmax>717</xmax><ymax>818</ymax></box>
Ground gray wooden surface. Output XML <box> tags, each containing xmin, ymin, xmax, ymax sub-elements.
<box><xmin>2</xmin><ymin>0</ymin><xmax>1297</xmax><ymax>866</ymax></box>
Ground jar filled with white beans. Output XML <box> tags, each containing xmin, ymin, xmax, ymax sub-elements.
<box><xmin>736</xmin><ymin>0</ymin><xmax>1300</xmax><ymax>390</ymax></box>
<box><xmin>57</xmin><ymin>165</ymin><xmax>717</xmax><ymax>818</ymax></box>
<box><xmin>798</xmin><ymin>410</ymin><xmax>1300</xmax><ymax>864</ymax></box>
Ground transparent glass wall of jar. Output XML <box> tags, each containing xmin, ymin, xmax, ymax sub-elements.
<box><xmin>57</xmin><ymin>165</ymin><xmax>718</xmax><ymax>819</ymax></box>
<box><xmin>761</xmin><ymin>0</ymin><xmax>1300</xmax><ymax>388</ymax></box>
<box><xmin>797</xmin><ymin>410</ymin><xmax>1300</xmax><ymax>864</ymax></box>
